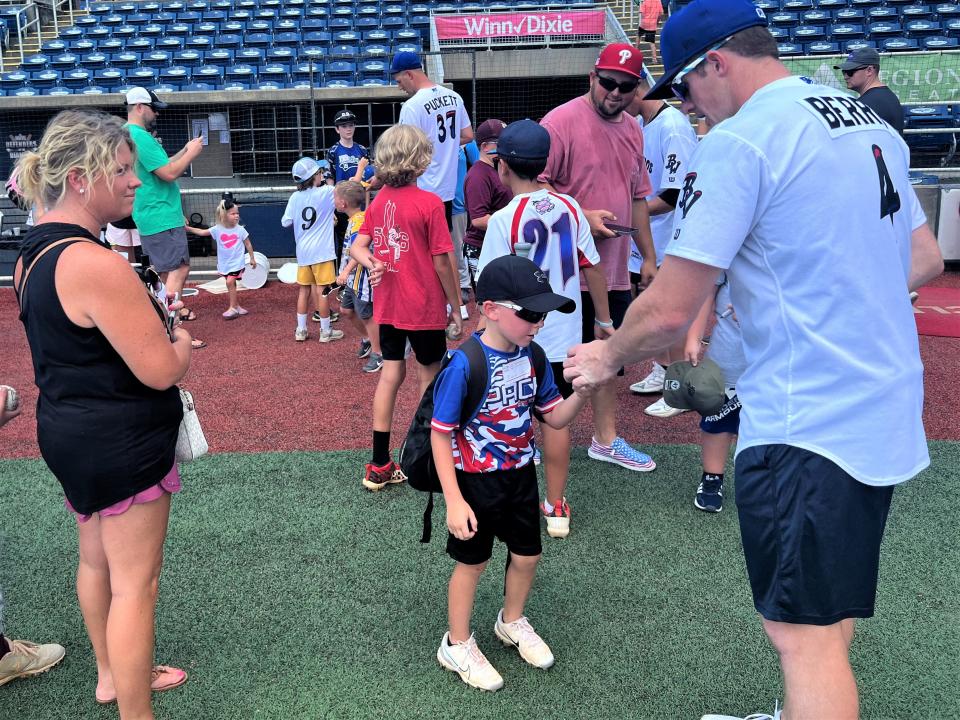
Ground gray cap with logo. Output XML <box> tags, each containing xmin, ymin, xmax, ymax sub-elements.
<box><xmin>662</xmin><ymin>358</ymin><xmax>727</xmax><ymax>416</ymax></box>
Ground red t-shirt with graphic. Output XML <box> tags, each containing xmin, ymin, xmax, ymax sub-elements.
<box><xmin>359</xmin><ymin>184</ymin><xmax>453</xmax><ymax>330</ymax></box>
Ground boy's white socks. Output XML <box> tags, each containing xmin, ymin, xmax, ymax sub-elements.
<box><xmin>297</xmin><ymin>313</ymin><xmax>308</xmax><ymax>331</ymax></box>
<box><xmin>320</xmin><ymin>317</ymin><xmax>331</xmax><ymax>333</ymax></box>
<box><xmin>542</xmin><ymin>499</ymin><xmax>554</xmax><ymax>514</ymax></box>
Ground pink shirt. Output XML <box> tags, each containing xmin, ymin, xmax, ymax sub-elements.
<box><xmin>640</xmin><ymin>0</ymin><xmax>663</xmax><ymax>31</ymax></box>
<box><xmin>540</xmin><ymin>96</ymin><xmax>652</xmax><ymax>291</ymax></box>
<box><xmin>359</xmin><ymin>184</ymin><xmax>453</xmax><ymax>330</ymax></box>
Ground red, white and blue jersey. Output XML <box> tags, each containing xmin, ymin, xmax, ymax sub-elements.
<box><xmin>477</xmin><ymin>189</ymin><xmax>599</xmax><ymax>362</ymax></box>
<box><xmin>431</xmin><ymin>336</ymin><xmax>562</xmax><ymax>473</ymax></box>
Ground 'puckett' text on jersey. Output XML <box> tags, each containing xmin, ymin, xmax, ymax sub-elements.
<box><xmin>431</xmin><ymin>338</ymin><xmax>562</xmax><ymax>473</ymax></box>
<box><xmin>477</xmin><ymin>189</ymin><xmax>599</xmax><ymax>362</ymax></box>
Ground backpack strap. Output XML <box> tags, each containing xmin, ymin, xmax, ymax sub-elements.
<box><xmin>529</xmin><ymin>341</ymin><xmax>547</xmax><ymax>388</ymax></box>
<box><xmin>457</xmin><ymin>335</ymin><xmax>489</xmax><ymax>427</ymax></box>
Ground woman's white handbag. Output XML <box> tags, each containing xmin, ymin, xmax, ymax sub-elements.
<box><xmin>175</xmin><ymin>387</ymin><xmax>208</xmax><ymax>463</ymax></box>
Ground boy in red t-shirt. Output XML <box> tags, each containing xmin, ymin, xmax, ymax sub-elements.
<box><xmin>350</xmin><ymin>124</ymin><xmax>463</xmax><ymax>490</ymax></box>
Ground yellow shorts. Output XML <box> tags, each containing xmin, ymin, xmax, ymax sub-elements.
<box><xmin>297</xmin><ymin>261</ymin><xmax>336</xmax><ymax>286</ymax></box>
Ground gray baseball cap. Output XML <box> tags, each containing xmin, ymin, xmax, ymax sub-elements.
<box><xmin>662</xmin><ymin>358</ymin><xmax>726</xmax><ymax>416</ymax></box>
<box><xmin>834</xmin><ymin>47</ymin><xmax>881</xmax><ymax>72</ymax></box>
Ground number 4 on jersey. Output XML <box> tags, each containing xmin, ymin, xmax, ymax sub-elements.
<box><xmin>872</xmin><ymin>144</ymin><xmax>901</xmax><ymax>223</ymax></box>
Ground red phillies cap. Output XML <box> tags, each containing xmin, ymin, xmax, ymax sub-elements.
<box><xmin>594</xmin><ymin>43</ymin><xmax>645</xmax><ymax>79</ymax></box>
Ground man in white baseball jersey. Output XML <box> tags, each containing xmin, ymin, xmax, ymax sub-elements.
<box><xmin>392</xmin><ymin>51</ymin><xmax>474</xmax><ymax>225</ymax></box>
<box><xmin>625</xmin><ymin>66</ymin><xmax>699</xmax><ymax>418</ymax></box>
<box><xmin>564</xmin><ymin>1</ymin><xmax>943</xmax><ymax>718</ymax></box>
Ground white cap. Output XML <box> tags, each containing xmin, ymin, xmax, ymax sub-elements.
<box><xmin>125</xmin><ymin>86</ymin><xmax>168</xmax><ymax>108</ymax></box>
<box><xmin>291</xmin><ymin>157</ymin><xmax>321</xmax><ymax>183</ymax></box>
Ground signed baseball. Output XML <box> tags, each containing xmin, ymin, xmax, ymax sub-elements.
<box><xmin>1</xmin><ymin>385</ymin><xmax>19</xmax><ymax>412</ymax></box>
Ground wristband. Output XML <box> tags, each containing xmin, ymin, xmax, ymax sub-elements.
<box><xmin>595</xmin><ymin>319</ymin><xmax>614</xmax><ymax>328</ymax></box>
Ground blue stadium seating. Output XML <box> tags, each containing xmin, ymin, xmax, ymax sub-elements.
<box><xmin>182</xmin><ymin>81</ymin><xmax>216</xmax><ymax>91</ymax></box>
<box><xmin>925</xmin><ymin>35</ymin><xmax>960</xmax><ymax>48</ymax></box>
<box><xmin>908</xmin><ymin>19</ymin><xmax>944</xmax><ymax>37</ymax></box>
<box><xmin>882</xmin><ymin>37</ymin><xmax>921</xmax><ymax>51</ymax></box>
<box><xmin>31</xmin><ymin>69</ymin><xmax>60</xmax><ymax>88</ymax></box>
<box><xmin>904</xmin><ymin>105</ymin><xmax>957</xmax><ymax>160</ymax></box>
<box><xmin>95</xmin><ymin>67</ymin><xmax>126</xmax><ymax>87</ymax></box>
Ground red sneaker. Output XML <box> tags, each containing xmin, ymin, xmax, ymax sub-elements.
<box><xmin>541</xmin><ymin>497</ymin><xmax>570</xmax><ymax>539</ymax></box>
<box><xmin>362</xmin><ymin>460</ymin><xmax>407</xmax><ymax>492</ymax></box>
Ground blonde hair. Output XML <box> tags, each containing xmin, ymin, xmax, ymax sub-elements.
<box><xmin>215</xmin><ymin>198</ymin><xmax>240</xmax><ymax>225</ymax></box>
<box><xmin>374</xmin><ymin>124</ymin><xmax>432</xmax><ymax>188</ymax></box>
<box><xmin>16</xmin><ymin>110</ymin><xmax>134</xmax><ymax>211</ymax></box>
<box><xmin>335</xmin><ymin>179</ymin><xmax>365</xmax><ymax>209</ymax></box>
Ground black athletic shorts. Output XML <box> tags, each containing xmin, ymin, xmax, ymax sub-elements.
<box><xmin>446</xmin><ymin>463</ymin><xmax>542</xmax><ymax>565</ymax></box>
<box><xmin>379</xmin><ymin>323</ymin><xmax>446</xmax><ymax>365</ymax></box>
<box><xmin>735</xmin><ymin>444</ymin><xmax>895</xmax><ymax>626</ymax></box>
<box><xmin>443</xmin><ymin>199</ymin><xmax>453</xmax><ymax>228</ymax></box>
<box><xmin>581</xmin><ymin>289</ymin><xmax>633</xmax><ymax>376</ymax></box>
<box><xmin>638</xmin><ymin>28</ymin><xmax>656</xmax><ymax>43</ymax></box>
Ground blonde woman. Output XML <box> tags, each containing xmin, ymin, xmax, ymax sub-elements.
<box><xmin>14</xmin><ymin>110</ymin><xmax>192</xmax><ymax>720</ymax></box>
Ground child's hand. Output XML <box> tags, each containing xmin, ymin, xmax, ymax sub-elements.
<box><xmin>369</xmin><ymin>259</ymin><xmax>385</xmax><ymax>287</ymax></box>
<box><xmin>250</xmin><ymin>258</ymin><xmax>257</xmax><ymax>268</ymax></box>
<box><xmin>447</xmin><ymin>499</ymin><xmax>477</xmax><ymax>540</ymax></box>
<box><xmin>684</xmin><ymin>337</ymin><xmax>702</xmax><ymax>365</ymax></box>
<box><xmin>357</xmin><ymin>156</ymin><xmax>369</xmax><ymax>171</ymax></box>
<box><xmin>336</xmin><ymin>270</ymin><xmax>349</xmax><ymax>287</ymax></box>
<box><xmin>447</xmin><ymin>308</ymin><xmax>463</xmax><ymax>338</ymax></box>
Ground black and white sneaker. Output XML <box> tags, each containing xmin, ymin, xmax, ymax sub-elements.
<box><xmin>357</xmin><ymin>338</ymin><xmax>372</xmax><ymax>359</ymax></box>
<box><xmin>695</xmin><ymin>474</ymin><xmax>724</xmax><ymax>513</ymax></box>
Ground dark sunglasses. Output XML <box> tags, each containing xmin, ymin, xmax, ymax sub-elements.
<box><xmin>596</xmin><ymin>73</ymin><xmax>640</xmax><ymax>94</ymax></box>
<box><xmin>495</xmin><ymin>301</ymin><xmax>547</xmax><ymax>324</ymax></box>
<box><xmin>670</xmin><ymin>35</ymin><xmax>734</xmax><ymax>103</ymax></box>
<box><xmin>841</xmin><ymin>68</ymin><xmax>862</xmax><ymax>78</ymax></box>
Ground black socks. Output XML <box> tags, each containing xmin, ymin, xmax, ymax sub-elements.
<box><xmin>372</xmin><ymin>431</ymin><xmax>391</xmax><ymax>467</ymax></box>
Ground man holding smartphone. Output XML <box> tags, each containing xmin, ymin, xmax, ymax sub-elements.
<box><xmin>125</xmin><ymin>87</ymin><xmax>206</xmax><ymax>349</ymax></box>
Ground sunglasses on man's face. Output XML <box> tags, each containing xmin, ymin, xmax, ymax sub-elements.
<box><xmin>596</xmin><ymin>74</ymin><xmax>640</xmax><ymax>95</ymax></box>
<box><xmin>669</xmin><ymin>35</ymin><xmax>735</xmax><ymax>103</ymax></box>
<box><xmin>842</xmin><ymin>68</ymin><xmax>862</xmax><ymax>78</ymax></box>
<box><xmin>494</xmin><ymin>301</ymin><xmax>547</xmax><ymax>324</ymax></box>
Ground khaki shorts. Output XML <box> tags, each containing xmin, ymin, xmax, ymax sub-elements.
<box><xmin>297</xmin><ymin>261</ymin><xmax>336</xmax><ymax>286</ymax></box>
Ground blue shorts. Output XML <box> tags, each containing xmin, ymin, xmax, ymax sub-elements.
<box><xmin>339</xmin><ymin>286</ymin><xmax>373</xmax><ymax>320</ymax></box>
<box><xmin>735</xmin><ymin>445</ymin><xmax>894</xmax><ymax>625</ymax></box>
<box><xmin>699</xmin><ymin>393</ymin><xmax>741</xmax><ymax>434</ymax></box>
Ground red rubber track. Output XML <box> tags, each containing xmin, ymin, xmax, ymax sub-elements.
<box><xmin>1</xmin><ymin>272</ymin><xmax>958</xmax><ymax>459</ymax></box>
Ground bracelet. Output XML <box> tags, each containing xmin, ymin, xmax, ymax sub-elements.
<box><xmin>595</xmin><ymin>319</ymin><xmax>614</xmax><ymax>328</ymax></box>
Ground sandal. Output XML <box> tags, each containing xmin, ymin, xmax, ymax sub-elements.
<box><xmin>222</xmin><ymin>308</ymin><xmax>239</xmax><ymax>320</ymax></box>
<box><xmin>179</xmin><ymin>308</ymin><xmax>198</xmax><ymax>322</ymax></box>
<box><xmin>95</xmin><ymin>665</ymin><xmax>188</xmax><ymax>704</ymax></box>
<box><xmin>236</xmin><ymin>306</ymin><xmax>248</xmax><ymax>316</ymax></box>
<box><xmin>191</xmin><ymin>339</ymin><xmax>207</xmax><ymax>350</ymax></box>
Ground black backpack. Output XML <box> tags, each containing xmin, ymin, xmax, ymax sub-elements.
<box><xmin>399</xmin><ymin>335</ymin><xmax>548</xmax><ymax>542</ymax></box>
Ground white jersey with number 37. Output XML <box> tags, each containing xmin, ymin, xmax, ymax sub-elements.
<box><xmin>666</xmin><ymin>75</ymin><xmax>927</xmax><ymax>487</ymax></box>
<box><xmin>398</xmin><ymin>85</ymin><xmax>471</xmax><ymax>202</ymax></box>
<box><xmin>478</xmin><ymin>189</ymin><xmax>599</xmax><ymax>362</ymax></box>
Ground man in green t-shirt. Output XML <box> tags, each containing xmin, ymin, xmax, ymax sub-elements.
<box><xmin>124</xmin><ymin>87</ymin><xmax>205</xmax><ymax>341</ymax></box>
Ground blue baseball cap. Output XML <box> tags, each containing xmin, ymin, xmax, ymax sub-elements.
<box><xmin>390</xmin><ymin>51</ymin><xmax>422</xmax><ymax>74</ymax></box>
<box><xmin>497</xmin><ymin>119</ymin><xmax>550</xmax><ymax>161</ymax></box>
<box><xmin>644</xmin><ymin>0</ymin><xmax>769</xmax><ymax>100</ymax></box>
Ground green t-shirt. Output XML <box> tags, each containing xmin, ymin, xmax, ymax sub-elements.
<box><xmin>125</xmin><ymin>123</ymin><xmax>184</xmax><ymax>236</ymax></box>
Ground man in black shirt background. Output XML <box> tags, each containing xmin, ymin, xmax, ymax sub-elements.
<box><xmin>836</xmin><ymin>47</ymin><xmax>904</xmax><ymax>136</ymax></box>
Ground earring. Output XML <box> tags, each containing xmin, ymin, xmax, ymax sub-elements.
<box><xmin>79</xmin><ymin>188</ymin><xmax>85</xmax><ymax>194</ymax></box>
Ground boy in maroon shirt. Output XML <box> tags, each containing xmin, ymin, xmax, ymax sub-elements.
<box><xmin>463</xmin><ymin>118</ymin><xmax>513</xmax><ymax>285</ymax></box>
<box><xmin>350</xmin><ymin>124</ymin><xmax>463</xmax><ymax>490</ymax></box>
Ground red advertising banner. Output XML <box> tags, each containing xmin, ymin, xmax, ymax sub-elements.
<box><xmin>434</xmin><ymin>10</ymin><xmax>606</xmax><ymax>41</ymax></box>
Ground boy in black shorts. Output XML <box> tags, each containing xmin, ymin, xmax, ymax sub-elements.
<box><xmin>430</xmin><ymin>255</ymin><xmax>589</xmax><ymax>691</ymax></box>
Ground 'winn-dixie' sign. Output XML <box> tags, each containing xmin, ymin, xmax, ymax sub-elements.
<box><xmin>435</xmin><ymin>10</ymin><xmax>606</xmax><ymax>41</ymax></box>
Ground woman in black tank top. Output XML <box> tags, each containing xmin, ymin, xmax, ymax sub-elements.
<box><xmin>14</xmin><ymin>111</ymin><xmax>194</xmax><ymax>718</ymax></box>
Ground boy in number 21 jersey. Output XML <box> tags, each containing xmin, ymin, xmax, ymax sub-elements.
<box><xmin>477</xmin><ymin>120</ymin><xmax>612</xmax><ymax>539</ymax></box>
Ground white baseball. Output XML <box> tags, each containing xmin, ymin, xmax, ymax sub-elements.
<box><xmin>1</xmin><ymin>385</ymin><xmax>19</xmax><ymax>412</ymax></box>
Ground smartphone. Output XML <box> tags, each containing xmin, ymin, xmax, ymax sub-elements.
<box><xmin>603</xmin><ymin>222</ymin><xmax>638</xmax><ymax>235</ymax></box>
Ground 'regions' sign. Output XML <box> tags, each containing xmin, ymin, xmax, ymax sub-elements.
<box><xmin>435</xmin><ymin>10</ymin><xmax>606</xmax><ymax>41</ymax></box>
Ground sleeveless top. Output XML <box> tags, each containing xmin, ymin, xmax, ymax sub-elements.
<box><xmin>17</xmin><ymin>223</ymin><xmax>182</xmax><ymax>514</ymax></box>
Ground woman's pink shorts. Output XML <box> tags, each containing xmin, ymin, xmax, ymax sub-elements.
<box><xmin>65</xmin><ymin>464</ymin><xmax>181</xmax><ymax>523</ymax></box>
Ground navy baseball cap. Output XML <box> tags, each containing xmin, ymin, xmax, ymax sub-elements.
<box><xmin>476</xmin><ymin>255</ymin><xmax>575</xmax><ymax>314</ymax></box>
<box><xmin>645</xmin><ymin>0</ymin><xmax>769</xmax><ymax>100</ymax></box>
<box><xmin>390</xmin><ymin>51</ymin><xmax>422</xmax><ymax>74</ymax></box>
<box><xmin>497</xmin><ymin>119</ymin><xmax>550</xmax><ymax>161</ymax></box>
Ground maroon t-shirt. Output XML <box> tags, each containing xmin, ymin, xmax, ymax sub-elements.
<box><xmin>463</xmin><ymin>161</ymin><xmax>513</xmax><ymax>248</ymax></box>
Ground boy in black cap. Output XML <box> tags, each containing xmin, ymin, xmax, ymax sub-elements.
<box><xmin>431</xmin><ymin>254</ymin><xmax>588</xmax><ymax>691</ymax></box>
<box><xmin>327</xmin><ymin>109</ymin><xmax>372</xmax><ymax>275</ymax></box>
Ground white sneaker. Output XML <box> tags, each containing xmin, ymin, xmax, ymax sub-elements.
<box><xmin>629</xmin><ymin>362</ymin><xmax>665</xmax><ymax>394</ymax></box>
<box><xmin>460</xmin><ymin>304</ymin><xmax>469</xmax><ymax>320</ymax></box>
<box><xmin>294</xmin><ymin>328</ymin><xmax>308</xmax><ymax>342</ymax></box>
<box><xmin>701</xmin><ymin>701</ymin><xmax>781</xmax><ymax>720</ymax></box>
<box><xmin>643</xmin><ymin>397</ymin><xmax>689</xmax><ymax>418</ymax></box>
<box><xmin>493</xmin><ymin>610</ymin><xmax>555</xmax><ymax>669</ymax></box>
<box><xmin>319</xmin><ymin>328</ymin><xmax>344</xmax><ymax>343</ymax></box>
<box><xmin>437</xmin><ymin>633</ymin><xmax>504</xmax><ymax>691</ymax></box>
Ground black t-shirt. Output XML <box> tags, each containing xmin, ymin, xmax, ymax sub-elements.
<box><xmin>111</xmin><ymin>215</ymin><xmax>138</xmax><ymax>230</ymax></box>
<box><xmin>859</xmin><ymin>86</ymin><xmax>904</xmax><ymax>137</ymax></box>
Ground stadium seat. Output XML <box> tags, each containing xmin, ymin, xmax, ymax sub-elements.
<box><xmin>830</xmin><ymin>23</ymin><xmax>865</xmax><ymax>40</ymax></box>
<box><xmin>112</xmin><ymin>52</ymin><xmax>141</xmax><ymax>69</ymax></box>
<box><xmin>221</xmin><ymin>80</ymin><xmax>250</xmax><ymax>91</ymax></box>
<box><xmin>204</xmin><ymin>10</ymin><xmax>228</xmax><ymax>23</ymax></box>
<box><xmin>868</xmin><ymin>7</ymin><xmax>898</xmax><ymax>21</ymax></box>
<box><xmin>806</xmin><ymin>41</ymin><xmax>840</xmax><ymax>54</ymax></box>
<box><xmin>903</xmin><ymin>4</ymin><xmax>934</xmax><ymax>19</ymax></box>
<box><xmin>363</xmin><ymin>29</ymin><xmax>390</xmax><ymax>42</ymax></box>
<box><xmin>21</xmin><ymin>54</ymin><xmax>49</xmax><ymax>71</ymax></box>
<box><xmin>11</xmin><ymin>85</ymin><xmax>40</xmax><ymax>97</ymax></box>
<box><xmin>275</xmin><ymin>32</ymin><xmax>301</xmax><ymax>47</ymax></box>
<box><xmin>850</xmin><ymin>0</ymin><xmax>876</xmax><ymax>7</ymax></box>
<box><xmin>215</xmin><ymin>33</ymin><xmax>242</xmax><ymax>48</ymax></box>
<box><xmin>835</xmin><ymin>9</ymin><xmax>866</xmax><ymax>23</ymax></box>
<box><xmin>61</xmin><ymin>68</ymin><xmax>93</xmax><ymax>88</ymax></box>
<box><xmin>801</xmin><ymin>9</ymin><xmax>830</xmax><ymax>24</ymax></box>
<box><xmin>844</xmin><ymin>38</ymin><xmax>876</xmax><ymax>52</ymax></box>
<box><xmin>154</xmin><ymin>82</ymin><xmax>179</xmax><ymax>92</ymax></box>
<box><xmin>197</xmin><ymin>22</ymin><xmax>220</xmax><ymax>35</ymax></box>
<box><xmin>362</xmin><ymin>44</ymin><xmax>390</xmax><ymax>57</ymax></box>
<box><xmin>325</xmin><ymin>79</ymin><xmax>354</xmax><ymax>88</ymax></box>
<box><xmin>777</xmin><ymin>42</ymin><xmax>803</xmax><ymax>55</ymax></box>
<box><xmin>395</xmin><ymin>42</ymin><xmax>419</xmax><ymax>53</ymax></box>
<box><xmin>361</xmin><ymin>77</ymin><xmax>388</xmax><ymax>87</ymax></box>
<box><xmin>904</xmin><ymin>105</ymin><xmax>957</xmax><ymax>163</ymax></box>
<box><xmin>946</xmin><ymin>18</ymin><xmax>960</xmax><ymax>36</ymax></box>
<box><xmin>231</xmin><ymin>10</ymin><xmax>252</xmax><ymax>21</ymax></box>
<box><xmin>938</xmin><ymin>3</ymin><xmax>960</xmax><ymax>19</ymax></box>
<box><xmin>359</xmin><ymin>59</ymin><xmax>387</xmax><ymax>76</ymax></box>
<box><xmin>225</xmin><ymin>63</ymin><xmax>258</xmax><ymax>82</ymax></box>
<box><xmin>300</xmin><ymin>46</ymin><xmax>325</xmax><ymax>62</ymax></box>
<box><xmin>881</xmin><ymin>37</ymin><xmax>920</xmax><ymax>51</ymax></box>
<box><xmin>186</xmin><ymin>36</ymin><xmax>214</xmax><ymax>51</ymax></box>
<box><xmin>276</xmin><ymin>19</ymin><xmax>299</xmax><ymax>31</ymax></box>
<box><xmin>199</xmin><ymin>47</ymin><xmax>230</xmax><ymax>65</ymax></box>
<box><xmin>139</xmin><ymin>23</ymin><xmax>164</xmax><ymax>38</ymax></box>
<box><xmin>181</xmin><ymin>81</ymin><xmax>216</xmax><ymax>91</ymax></box>
<box><xmin>304</xmin><ymin>31</ymin><xmax>332</xmax><ymax>44</ymax></box>
<box><xmin>908</xmin><ymin>19</ymin><xmax>943</xmax><ymax>37</ymax></box>
<box><xmin>101</xmin><ymin>14</ymin><xmax>124</xmax><ymax>27</ymax></box>
<box><xmin>329</xmin><ymin>18</ymin><xmax>354</xmax><ymax>31</ymax></box>
<box><xmin>781</xmin><ymin>0</ymin><xmax>813</xmax><ymax>9</ymax></box>
<box><xmin>193</xmin><ymin>64</ymin><xmax>225</xmax><ymax>82</ymax></box>
<box><xmin>79</xmin><ymin>52</ymin><xmax>109</xmax><ymax>70</ymax></box>
<box><xmin>41</xmin><ymin>39</ymin><xmax>68</xmax><ymax>53</ymax></box>
<box><xmin>396</xmin><ymin>28</ymin><xmax>421</xmax><ymax>43</ymax></box>
<box><xmin>245</xmin><ymin>32</ymin><xmax>272</xmax><ymax>48</ymax></box>
<box><xmin>157</xmin><ymin>37</ymin><xmax>185</xmax><ymax>51</ymax></box>
<box><xmin>292</xmin><ymin>62</ymin><xmax>323</xmax><ymax>81</ymax></box>
<box><xmin>174</xmin><ymin>49</ymin><xmax>204</xmax><ymax>66</ymax></box>
<box><xmin>260</xmin><ymin>63</ymin><xmax>290</xmax><ymax>82</ymax></box>
<box><xmin>326</xmin><ymin>60</ymin><xmax>355</xmax><ymax>78</ymax></box>
<box><xmin>80</xmin><ymin>85</ymin><xmax>110</xmax><ymax>95</ymax></box>
<box><xmin>168</xmin><ymin>22</ymin><xmax>192</xmax><ymax>36</ymax></box>
<box><xmin>31</xmin><ymin>69</ymin><xmax>60</xmax><ymax>88</ymax></box>
<box><xmin>128</xmin><ymin>67</ymin><xmax>159</xmax><ymax>85</ymax></box>
<box><xmin>94</xmin><ymin>67</ymin><xmax>126</xmax><ymax>87</ymax></box>
<box><xmin>237</xmin><ymin>47</ymin><xmax>266</xmax><ymax>64</ymax></box>
<box><xmin>306</xmin><ymin>8</ymin><xmax>330</xmax><ymax>20</ymax></box>
<box><xmin>43</xmin><ymin>86</ymin><xmax>72</xmax><ymax>96</ymax></box>
<box><xmin>267</xmin><ymin>47</ymin><xmax>296</xmax><ymax>62</ymax></box>
<box><xmin>329</xmin><ymin>44</ymin><xmax>359</xmax><ymax>58</ymax></box>
<box><xmin>793</xmin><ymin>25</ymin><xmax>827</xmax><ymax>41</ymax></box>
<box><xmin>255</xmin><ymin>80</ymin><xmax>283</xmax><ymax>90</ymax></box>
<box><xmin>334</xmin><ymin>30</ymin><xmax>360</xmax><ymax>43</ymax></box>
<box><xmin>127</xmin><ymin>12</ymin><xmax>152</xmax><ymax>25</ymax></box>
<box><xmin>222</xmin><ymin>21</ymin><xmax>245</xmax><ymax>33</ymax></box>
<box><xmin>142</xmin><ymin>50</ymin><xmax>172</xmax><ymax>68</ymax></box>
<box><xmin>177</xmin><ymin>11</ymin><xmax>202</xmax><ymax>24</ymax></box>
<box><xmin>61</xmin><ymin>28</ymin><xmax>83</xmax><ymax>41</ymax></box>
<box><xmin>50</xmin><ymin>52</ymin><xmax>79</xmax><ymax>70</ymax></box>
<box><xmin>380</xmin><ymin>17</ymin><xmax>405</xmax><ymax>31</ymax></box>
<box><xmin>128</xmin><ymin>38</ymin><xmax>156</xmax><ymax>52</ymax></box>
<box><xmin>142</xmin><ymin>1</ymin><xmax>161</xmax><ymax>10</ymax></box>
<box><xmin>288</xmin><ymin>79</ymin><xmax>314</xmax><ymax>90</ymax></box>
<box><xmin>87</xmin><ymin>27</ymin><xmax>111</xmax><ymax>41</ymax></box>
<box><xmin>869</xmin><ymin>22</ymin><xmax>903</xmax><ymax>39</ymax></box>
<box><xmin>0</xmin><ymin>70</ymin><xmax>30</xmax><ymax>89</ymax></box>
<box><xmin>76</xmin><ymin>16</ymin><xmax>100</xmax><ymax>28</ymax></box>
<box><xmin>355</xmin><ymin>17</ymin><xmax>379</xmax><ymax>32</ymax></box>
<box><xmin>924</xmin><ymin>35</ymin><xmax>960</xmax><ymax>48</ymax></box>
<box><xmin>768</xmin><ymin>26</ymin><xmax>788</xmax><ymax>39</ymax></box>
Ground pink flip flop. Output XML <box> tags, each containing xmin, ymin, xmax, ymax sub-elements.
<box><xmin>95</xmin><ymin>665</ymin><xmax>188</xmax><ymax>705</ymax></box>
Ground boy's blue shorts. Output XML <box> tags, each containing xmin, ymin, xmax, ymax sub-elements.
<box><xmin>699</xmin><ymin>393</ymin><xmax>741</xmax><ymax>435</ymax></box>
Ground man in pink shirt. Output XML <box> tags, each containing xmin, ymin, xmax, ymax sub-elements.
<box><xmin>540</xmin><ymin>43</ymin><xmax>659</xmax><ymax>516</ymax></box>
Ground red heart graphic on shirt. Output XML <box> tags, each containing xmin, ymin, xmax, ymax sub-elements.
<box><xmin>220</xmin><ymin>232</ymin><xmax>240</xmax><ymax>249</ymax></box>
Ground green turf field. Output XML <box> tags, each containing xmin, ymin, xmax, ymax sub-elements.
<box><xmin>2</xmin><ymin>443</ymin><xmax>958</xmax><ymax>720</ymax></box>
